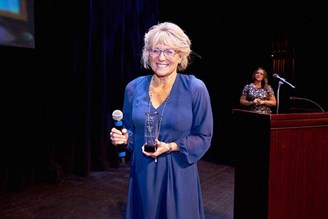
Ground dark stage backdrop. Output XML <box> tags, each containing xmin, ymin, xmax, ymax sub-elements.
<box><xmin>1</xmin><ymin>0</ymin><xmax>328</xmax><ymax>192</ymax></box>
<box><xmin>159</xmin><ymin>0</ymin><xmax>328</xmax><ymax>159</ymax></box>
<box><xmin>1</xmin><ymin>0</ymin><xmax>159</xmax><ymax>192</ymax></box>
<box><xmin>64</xmin><ymin>0</ymin><xmax>159</xmax><ymax>176</ymax></box>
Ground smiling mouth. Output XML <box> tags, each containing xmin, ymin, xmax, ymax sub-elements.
<box><xmin>156</xmin><ymin>63</ymin><xmax>169</xmax><ymax>68</ymax></box>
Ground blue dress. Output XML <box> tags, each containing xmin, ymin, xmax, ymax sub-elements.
<box><xmin>122</xmin><ymin>74</ymin><xmax>213</xmax><ymax>219</ymax></box>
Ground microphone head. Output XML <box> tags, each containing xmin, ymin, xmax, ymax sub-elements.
<box><xmin>112</xmin><ymin>109</ymin><xmax>123</xmax><ymax>121</ymax></box>
<box><xmin>272</xmin><ymin>73</ymin><xmax>278</xmax><ymax>78</ymax></box>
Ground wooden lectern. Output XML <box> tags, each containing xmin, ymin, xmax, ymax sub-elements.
<box><xmin>231</xmin><ymin>109</ymin><xmax>328</xmax><ymax>219</ymax></box>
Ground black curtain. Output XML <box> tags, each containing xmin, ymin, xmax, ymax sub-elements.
<box><xmin>0</xmin><ymin>0</ymin><xmax>159</xmax><ymax>192</ymax></box>
<box><xmin>68</xmin><ymin>0</ymin><xmax>159</xmax><ymax>176</ymax></box>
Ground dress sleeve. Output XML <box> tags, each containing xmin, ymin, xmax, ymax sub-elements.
<box><xmin>122</xmin><ymin>79</ymin><xmax>138</xmax><ymax>152</ymax></box>
<box><xmin>176</xmin><ymin>75</ymin><xmax>214</xmax><ymax>164</ymax></box>
<box><xmin>241</xmin><ymin>84</ymin><xmax>249</xmax><ymax>95</ymax></box>
<box><xmin>266</xmin><ymin>85</ymin><xmax>275</xmax><ymax>97</ymax></box>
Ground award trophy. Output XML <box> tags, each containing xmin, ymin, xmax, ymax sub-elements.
<box><xmin>144</xmin><ymin>112</ymin><xmax>159</xmax><ymax>152</ymax></box>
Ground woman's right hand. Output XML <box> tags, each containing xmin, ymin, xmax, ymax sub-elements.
<box><xmin>253</xmin><ymin>98</ymin><xmax>259</xmax><ymax>105</ymax></box>
<box><xmin>110</xmin><ymin>127</ymin><xmax>128</xmax><ymax>146</ymax></box>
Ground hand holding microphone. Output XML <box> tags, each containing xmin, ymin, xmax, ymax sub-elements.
<box><xmin>111</xmin><ymin>109</ymin><xmax>128</xmax><ymax>163</ymax></box>
<box><xmin>110</xmin><ymin>127</ymin><xmax>128</xmax><ymax>145</ymax></box>
<box><xmin>111</xmin><ymin>110</ymin><xmax>128</xmax><ymax>144</ymax></box>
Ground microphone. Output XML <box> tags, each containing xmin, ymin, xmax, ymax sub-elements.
<box><xmin>290</xmin><ymin>96</ymin><xmax>324</xmax><ymax>112</ymax></box>
<box><xmin>272</xmin><ymin>73</ymin><xmax>295</xmax><ymax>88</ymax></box>
<box><xmin>112</xmin><ymin>109</ymin><xmax>126</xmax><ymax>163</ymax></box>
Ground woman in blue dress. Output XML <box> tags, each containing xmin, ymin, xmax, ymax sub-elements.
<box><xmin>239</xmin><ymin>67</ymin><xmax>277</xmax><ymax>114</ymax></box>
<box><xmin>109</xmin><ymin>22</ymin><xmax>213</xmax><ymax>219</ymax></box>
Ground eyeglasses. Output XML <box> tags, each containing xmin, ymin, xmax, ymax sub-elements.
<box><xmin>148</xmin><ymin>48</ymin><xmax>178</xmax><ymax>59</ymax></box>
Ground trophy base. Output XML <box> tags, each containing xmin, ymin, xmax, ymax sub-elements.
<box><xmin>144</xmin><ymin>145</ymin><xmax>157</xmax><ymax>152</ymax></box>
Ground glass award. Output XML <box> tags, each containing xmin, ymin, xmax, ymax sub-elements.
<box><xmin>144</xmin><ymin>112</ymin><xmax>159</xmax><ymax>152</ymax></box>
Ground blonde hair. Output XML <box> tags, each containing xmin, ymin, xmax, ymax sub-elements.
<box><xmin>141</xmin><ymin>22</ymin><xmax>191</xmax><ymax>71</ymax></box>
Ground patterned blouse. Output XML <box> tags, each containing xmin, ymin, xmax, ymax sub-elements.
<box><xmin>241</xmin><ymin>83</ymin><xmax>275</xmax><ymax>114</ymax></box>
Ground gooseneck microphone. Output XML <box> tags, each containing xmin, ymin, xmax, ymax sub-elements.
<box><xmin>290</xmin><ymin>96</ymin><xmax>325</xmax><ymax>112</ymax></box>
<box><xmin>272</xmin><ymin>73</ymin><xmax>295</xmax><ymax>88</ymax></box>
<box><xmin>112</xmin><ymin>109</ymin><xmax>126</xmax><ymax>163</ymax></box>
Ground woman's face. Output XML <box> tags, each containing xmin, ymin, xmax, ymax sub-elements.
<box><xmin>255</xmin><ymin>69</ymin><xmax>264</xmax><ymax>81</ymax></box>
<box><xmin>148</xmin><ymin>44</ymin><xmax>181</xmax><ymax>77</ymax></box>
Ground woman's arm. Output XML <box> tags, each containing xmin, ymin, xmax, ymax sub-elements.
<box><xmin>259</xmin><ymin>95</ymin><xmax>276</xmax><ymax>107</ymax></box>
<box><xmin>240</xmin><ymin>94</ymin><xmax>255</xmax><ymax>106</ymax></box>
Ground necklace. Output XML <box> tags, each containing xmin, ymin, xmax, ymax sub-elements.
<box><xmin>148</xmin><ymin>91</ymin><xmax>170</xmax><ymax>137</ymax></box>
<box><xmin>146</xmin><ymin>92</ymin><xmax>169</xmax><ymax>163</ymax></box>
<box><xmin>147</xmin><ymin>76</ymin><xmax>172</xmax><ymax>163</ymax></box>
<box><xmin>148</xmin><ymin>75</ymin><xmax>173</xmax><ymax>136</ymax></box>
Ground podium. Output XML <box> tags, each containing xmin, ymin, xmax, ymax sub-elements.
<box><xmin>231</xmin><ymin>109</ymin><xmax>328</xmax><ymax>219</ymax></box>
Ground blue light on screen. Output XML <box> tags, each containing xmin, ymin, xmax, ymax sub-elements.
<box><xmin>0</xmin><ymin>0</ymin><xmax>20</xmax><ymax>14</ymax></box>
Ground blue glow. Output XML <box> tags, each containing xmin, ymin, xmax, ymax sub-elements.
<box><xmin>0</xmin><ymin>0</ymin><xmax>20</xmax><ymax>14</ymax></box>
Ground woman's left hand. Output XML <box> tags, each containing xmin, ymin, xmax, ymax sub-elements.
<box><xmin>142</xmin><ymin>139</ymin><xmax>170</xmax><ymax>159</ymax></box>
<box><xmin>254</xmin><ymin>98</ymin><xmax>266</xmax><ymax>105</ymax></box>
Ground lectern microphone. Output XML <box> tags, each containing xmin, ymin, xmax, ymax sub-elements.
<box><xmin>273</xmin><ymin>73</ymin><xmax>295</xmax><ymax>89</ymax></box>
